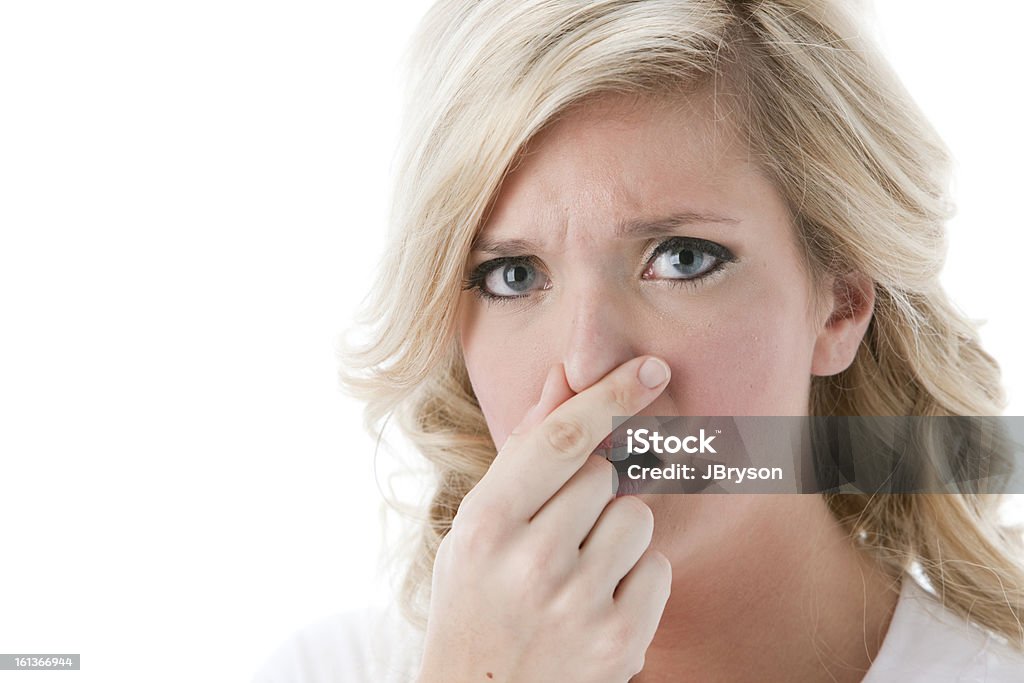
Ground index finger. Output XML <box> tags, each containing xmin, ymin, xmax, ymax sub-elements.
<box><xmin>478</xmin><ymin>355</ymin><xmax>671</xmax><ymax>521</ymax></box>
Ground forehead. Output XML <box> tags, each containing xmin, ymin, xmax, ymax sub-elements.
<box><xmin>480</xmin><ymin>92</ymin><xmax>761</xmax><ymax>239</ymax></box>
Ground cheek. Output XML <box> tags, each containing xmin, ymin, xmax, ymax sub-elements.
<box><xmin>466</xmin><ymin>355</ymin><xmax>532</xmax><ymax>449</ymax></box>
<box><xmin>655</xmin><ymin>281</ymin><xmax>817</xmax><ymax>416</ymax></box>
<box><xmin>460</xmin><ymin>304</ymin><xmax>544</xmax><ymax>450</ymax></box>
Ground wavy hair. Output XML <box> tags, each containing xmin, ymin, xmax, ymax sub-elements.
<box><xmin>338</xmin><ymin>0</ymin><xmax>1024</xmax><ymax>648</ymax></box>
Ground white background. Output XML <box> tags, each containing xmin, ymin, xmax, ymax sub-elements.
<box><xmin>0</xmin><ymin>2</ymin><xmax>1021</xmax><ymax>681</ymax></box>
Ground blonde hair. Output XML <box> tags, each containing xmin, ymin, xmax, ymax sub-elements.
<box><xmin>338</xmin><ymin>0</ymin><xmax>1024</xmax><ymax>648</ymax></box>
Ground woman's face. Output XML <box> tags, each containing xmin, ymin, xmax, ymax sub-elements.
<box><xmin>459</xmin><ymin>93</ymin><xmax>833</xmax><ymax>449</ymax></box>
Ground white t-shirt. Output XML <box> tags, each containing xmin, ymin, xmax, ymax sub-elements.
<box><xmin>252</xmin><ymin>575</ymin><xmax>1024</xmax><ymax>682</ymax></box>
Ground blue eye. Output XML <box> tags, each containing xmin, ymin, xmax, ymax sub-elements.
<box><xmin>491</xmin><ymin>262</ymin><xmax>538</xmax><ymax>294</ymax></box>
<box><xmin>645</xmin><ymin>237</ymin><xmax>736</xmax><ymax>281</ymax></box>
<box><xmin>462</xmin><ymin>256</ymin><xmax>548</xmax><ymax>304</ymax></box>
<box><xmin>461</xmin><ymin>236</ymin><xmax>736</xmax><ymax>304</ymax></box>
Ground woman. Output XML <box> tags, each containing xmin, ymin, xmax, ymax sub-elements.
<box><xmin>258</xmin><ymin>1</ymin><xmax>1024</xmax><ymax>681</ymax></box>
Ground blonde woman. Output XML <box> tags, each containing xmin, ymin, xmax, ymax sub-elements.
<box><xmin>254</xmin><ymin>1</ymin><xmax>1024</xmax><ymax>681</ymax></box>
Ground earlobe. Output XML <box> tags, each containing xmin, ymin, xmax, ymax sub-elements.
<box><xmin>810</xmin><ymin>272</ymin><xmax>876</xmax><ymax>377</ymax></box>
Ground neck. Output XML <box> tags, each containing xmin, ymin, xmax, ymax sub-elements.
<box><xmin>631</xmin><ymin>495</ymin><xmax>901</xmax><ymax>683</ymax></box>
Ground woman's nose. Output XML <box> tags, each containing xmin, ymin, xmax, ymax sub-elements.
<box><xmin>558</xmin><ymin>284</ymin><xmax>639</xmax><ymax>394</ymax></box>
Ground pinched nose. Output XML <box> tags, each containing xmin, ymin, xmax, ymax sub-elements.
<box><xmin>557</xmin><ymin>288</ymin><xmax>643</xmax><ymax>395</ymax></box>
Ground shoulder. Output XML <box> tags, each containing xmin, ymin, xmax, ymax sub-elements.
<box><xmin>251</xmin><ymin>603</ymin><xmax>425</xmax><ymax>683</ymax></box>
<box><xmin>863</xmin><ymin>574</ymin><xmax>1024</xmax><ymax>682</ymax></box>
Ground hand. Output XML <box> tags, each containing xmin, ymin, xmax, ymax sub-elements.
<box><xmin>416</xmin><ymin>356</ymin><xmax>673</xmax><ymax>683</ymax></box>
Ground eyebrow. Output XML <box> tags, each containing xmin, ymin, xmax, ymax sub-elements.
<box><xmin>470</xmin><ymin>211</ymin><xmax>739</xmax><ymax>255</ymax></box>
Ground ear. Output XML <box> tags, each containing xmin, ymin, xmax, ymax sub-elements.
<box><xmin>811</xmin><ymin>271</ymin><xmax>875</xmax><ymax>377</ymax></box>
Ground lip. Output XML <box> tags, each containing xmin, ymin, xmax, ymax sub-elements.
<box><xmin>592</xmin><ymin>432</ymin><xmax>631</xmax><ymax>462</ymax></box>
<box><xmin>597</xmin><ymin>432</ymin><xmax>628</xmax><ymax>450</ymax></box>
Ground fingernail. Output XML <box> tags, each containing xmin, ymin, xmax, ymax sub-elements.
<box><xmin>638</xmin><ymin>357</ymin><xmax>670</xmax><ymax>389</ymax></box>
<box><xmin>611</xmin><ymin>466</ymin><xmax>619</xmax><ymax>494</ymax></box>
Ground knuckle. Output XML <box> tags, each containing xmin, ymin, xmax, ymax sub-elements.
<box><xmin>626</xmin><ymin>651</ymin><xmax>647</xmax><ymax>678</ymax></box>
<box><xmin>547</xmin><ymin>578</ymin><xmax>581</xmax><ymax>622</ymax></box>
<box><xmin>511</xmin><ymin>539</ymin><xmax>565</xmax><ymax>602</ymax></box>
<box><xmin>594</xmin><ymin>619</ymin><xmax>645</xmax><ymax>674</ymax></box>
<box><xmin>543</xmin><ymin>417</ymin><xmax>589</xmax><ymax>457</ymax></box>
<box><xmin>654</xmin><ymin>558</ymin><xmax>673</xmax><ymax>595</ymax></box>
<box><xmin>450</xmin><ymin>506</ymin><xmax>504</xmax><ymax>556</ymax></box>
<box><xmin>653</xmin><ymin>550</ymin><xmax>673</xmax><ymax>578</ymax></box>
<box><xmin>563</xmin><ymin>571</ymin><xmax>603</xmax><ymax>610</ymax></box>
<box><xmin>434</xmin><ymin>531</ymin><xmax>454</xmax><ymax>568</ymax></box>
<box><xmin>621</xmin><ymin>635</ymin><xmax>649</xmax><ymax>675</ymax></box>
<box><xmin>499</xmin><ymin>429</ymin><xmax>525</xmax><ymax>454</ymax></box>
<box><xmin>609</xmin><ymin>618</ymin><xmax>635</xmax><ymax>647</ymax></box>
<box><xmin>607</xmin><ymin>381</ymin><xmax>634</xmax><ymax>415</ymax></box>
<box><xmin>617</xmin><ymin>495</ymin><xmax>655</xmax><ymax>527</ymax></box>
<box><xmin>456</xmin><ymin>487</ymin><xmax>478</xmax><ymax>514</ymax></box>
<box><xmin>636</xmin><ymin>550</ymin><xmax>673</xmax><ymax>603</ymax></box>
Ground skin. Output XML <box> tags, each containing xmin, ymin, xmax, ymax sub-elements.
<box><xmin>456</xmin><ymin>93</ymin><xmax>899</xmax><ymax>682</ymax></box>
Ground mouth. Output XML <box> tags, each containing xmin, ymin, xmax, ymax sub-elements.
<box><xmin>591</xmin><ymin>431</ymin><xmax>630</xmax><ymax>461</ymax></box>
